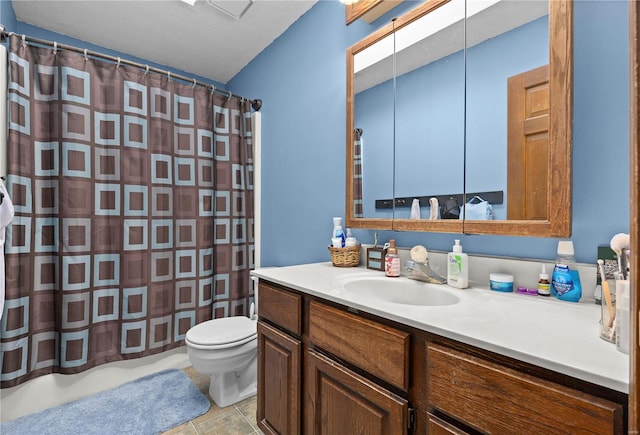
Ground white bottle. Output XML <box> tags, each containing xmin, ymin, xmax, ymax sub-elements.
<box><xmin>447</xmin><ymin>239</ymin><xmax>468</xmax><ymax>289</ymax></box>
<box><xmin>332</xmin><ymin>217</ymin><xmax>345</xmax><ymax>247</ymax></box>
<box><xmin>332</xmin><ymin>217</ymin><xmax>342</xmax><ymax>238</ymax></box>
<box><xmin>615</xmin><ymin>279</ymin><xmax>630</xmax><ymax>354</ymax></box>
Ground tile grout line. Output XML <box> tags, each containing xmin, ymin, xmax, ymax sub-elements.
<box><xmin>190</xmin><ymin>405</ymin><xmax>235</xmax><ymax>434</ymax></box>
<box><xmin>189</xmin><ymin>420</ymin><xmax>199</xmax><ymax>435</ymax></box>
<box><xmin>238</xmin><ymin>408</ymin><xmax>257</xmax><ymax>432</ymax></box>
<box><xmin>234</xmin><ymin>399</ymin><xmax>259</xmax><ymax>433</ymax></box>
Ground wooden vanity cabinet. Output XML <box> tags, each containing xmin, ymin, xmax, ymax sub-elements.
<box><xmin>258</xmin><ymin>281</ymin><xmax>410</xmax><ymax>435</ymax></box>
<box><xmin>257</xmin><ymin>280</ymin><xmax>627</xmax><ymax>434</ymax></box>
<box><xmin>306</xmin><ymin>300</ymin><xmax>410</xmax><ymax>434</ymax></box>
<box><xmin>257</xmin><ymin>282</ymin><xmax>303</xmax><ymax>434</ymax></box>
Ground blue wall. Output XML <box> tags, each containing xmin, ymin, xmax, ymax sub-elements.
<box><xmin>0</xmin><ymin>0</ymin><xmax>17</xmax><ymax>30</ymax></box>
<box><xmin>230</xmin><ymin>0</ymin><xmax>629</xmax><ymax>266</ymax></box>
<box><xmin>3</xmin><ymin>0</ymin><xmax>630</xmax><ymax>266</ymax></box>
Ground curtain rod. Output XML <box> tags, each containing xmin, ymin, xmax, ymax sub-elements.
<box><xmin>0</xmin><ymin>26</ymin><xmax>262</xmax><ymax>111</ymax></box>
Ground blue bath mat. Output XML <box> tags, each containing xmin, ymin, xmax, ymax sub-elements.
<box><xmin>1</xmin><ymin>369</ymin><xmax>210</xmax><ymax>435</ymax></box>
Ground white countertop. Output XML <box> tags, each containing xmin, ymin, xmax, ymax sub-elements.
<box><xmin>252</xmin><ymin>262</ymin><xmax>629</xmax><ymax>393</ymax></box>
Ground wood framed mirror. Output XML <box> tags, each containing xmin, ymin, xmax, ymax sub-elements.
<box><xmin>345</xmin><ymin>0</ymin><xmax>573</xmax><ymax>237</ymax></box>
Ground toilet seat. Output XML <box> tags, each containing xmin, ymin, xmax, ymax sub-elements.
<box><xmin>186</xmin><ymin>316</ymin><xmax>257</xmax><ymax>350</ymax></box>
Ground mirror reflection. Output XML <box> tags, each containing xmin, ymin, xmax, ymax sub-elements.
<box><xmin>353</xmin><ymin>31</ymin><xmax>395</xmax><ymax>219</ymax></box>
<box><xmin>346</xmin><ymin>0</ymin><xmax>571</xmax><ymax>236</ymax></box>
<box><xmin>465</xmin><ymin>0</ymin><xmax>549</xmax><ymax>221</ymax></box>
<box><xmin>354</xmin><ymin>0</ymin><xmax>550</xmax><ymax>221</ymax></box>
<box><xmin>393</xmin><ymin>1</ymin><xmax>465</xmax><ymax>221</ymax></box>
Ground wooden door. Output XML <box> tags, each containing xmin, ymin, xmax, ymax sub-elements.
<box><xmin>507</xmin><ymin>64</ymin><xmax>550</xmax><ymax>220</ymax></box>
<box><xmin>257</xmin><ymin>321</ymin><xmax>301</xmax><ymax>435</ymax></box>
<box><xmin>629</xmin><ymin>1</ymin><xmax>639</xmax><ymax>431</ymax></box>
<box><xmin>305</xmin><ymin>349</ymin><xmax>408</xmax><ymax>435</ymax></box>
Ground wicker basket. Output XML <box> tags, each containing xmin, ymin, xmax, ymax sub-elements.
<box><xmin>328</xmin><ymin>245</ymin><xmax>361</xmax><ymax>267</ymax></box>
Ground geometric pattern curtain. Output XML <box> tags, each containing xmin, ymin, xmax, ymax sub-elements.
<box><xmin>353</xmin><ymin>128</ymin><xmax>363</xmax><ymax>218</ymax></box>
<box><xmin>0</xmin><ymin>35</ymin><xmax>254</xmax><ymax>387</ymax></box>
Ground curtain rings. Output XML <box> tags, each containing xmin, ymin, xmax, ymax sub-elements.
<box><xmin>167</xmin><ymin>71</ymin><xmax>171</xmax><ymax>81</ymax></box>
<box><xmin>116</xmin><ymin>57</ymin><xmax>121</xmax><ymax>68</ymax></box>
<box><xmin>83</xmin><ymin>49</ymin><xmax>88</xmax><ymax>61</ymax></box>
<box><xmin>210</xmin><ymin>85</ymin><xmax>215</xmax><ymax>94</ymax></box>
<box><xmin>192</xmin><ymin>78</ymin><xmax>197</xmax><ymax>88</ymax></box>
<box><xmin>144</xmin><ymin>65</ymin><xmax>149</xmax><ymax>75</ymax></box>
<box><xmin>21</xmin><ymin>34</ymin><xmax>26</xmax><ymax>48</ymax></box>
<box><xmin>53</xmin><ymin>41</ymin><xmax>58</xmax><ymax>55</ymax></box>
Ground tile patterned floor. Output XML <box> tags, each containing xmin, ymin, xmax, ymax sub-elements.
<box><xmin>162</xmin><ymin>367</ymin><xmax>263</xmax><ymax>435</ymax></box>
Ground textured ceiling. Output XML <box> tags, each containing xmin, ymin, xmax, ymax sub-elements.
<box><xmin>11</xmin><ymin>0</ymin><xmax>317</xmax><ymax>84</ymax></box>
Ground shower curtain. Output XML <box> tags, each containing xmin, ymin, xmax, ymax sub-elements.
<box><xmin>0</xmin><ymin>35</ymin><xmax>255</xmax><ymax>387</ymax></box>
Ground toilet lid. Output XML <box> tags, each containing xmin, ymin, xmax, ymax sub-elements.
<box><xmin>186</xmin><ymin>316</ymin><xmax>256</xmax><ymax>346</ymax></box>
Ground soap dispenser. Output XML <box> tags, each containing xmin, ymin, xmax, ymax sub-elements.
<box><xmin>447</xmin><ymin>239</ymin><xmax>468</xmax><ymax>288</ymax></box>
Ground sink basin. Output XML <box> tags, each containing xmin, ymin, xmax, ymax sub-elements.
<box><xmin>334</xmin><ymin>276</ymin><xmax>460</xmax><ymax>307</ymax></box>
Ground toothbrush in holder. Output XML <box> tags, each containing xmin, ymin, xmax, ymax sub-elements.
<box><xmin>598</xmin><ymin>259</ymin><xmax>615</xmax><ymax>327</ymax></box>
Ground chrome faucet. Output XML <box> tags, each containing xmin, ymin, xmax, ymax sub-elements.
<box><xmin>405</xmin><ymin>259</ymin><xmax>446</xmax><ymax>284</ymax></box>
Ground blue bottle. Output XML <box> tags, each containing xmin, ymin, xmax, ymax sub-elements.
<box><xmin>551</xmin><ymin>241</ymin><xmax>582</xmax><ymax>302</ymax></box>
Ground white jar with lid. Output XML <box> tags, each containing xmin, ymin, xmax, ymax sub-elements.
<box><xmin>489</xmin><ymin>273</ymin><xmax>514</xmax><ymax>293</ymax></box>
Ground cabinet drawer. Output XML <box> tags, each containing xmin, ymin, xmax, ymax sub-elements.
<box><xmin>427</xmin><ymin>343</ymin><xmax>624</xmax><ymax>434</ymax></box>
<box><xmin>427</xmin><ymin>413</ymin><xmax>469</xmax><ymax>435</ymax></box>
<box><xmin>309</xmin><ymin>301</ymin><xmax>410</xmax><ymax>391</ymax></box>
<box><xmin>258</xmin><ymin>282</ymin><xmax>302</xmax><ymax>336</ymax></box>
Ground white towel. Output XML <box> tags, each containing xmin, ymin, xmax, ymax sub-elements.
<box><xmin>0</xmin><ymin>180</ymin><xmax>15</xmax><ymax>320</ymax></box>
<box><xmin>429</xmin><ymin>197</ymin><xmax>440</xmax><ymax>220</ymax></box>
<box><xmin>410</xmin><ymin>198</ymin><xmax>420</xmax><ymax>219</ymax></box>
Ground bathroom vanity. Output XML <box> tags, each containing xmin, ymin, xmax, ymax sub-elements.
<box><xmin>252</xmin><ymin>263</ymin><xmax>628</xmax><ymax>434</ymax></box>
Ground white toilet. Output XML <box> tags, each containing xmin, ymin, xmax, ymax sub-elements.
<box><xmin>185</xmin><ymin>307</ymin><xmax>258</xmax><ymax>408</ymax></box>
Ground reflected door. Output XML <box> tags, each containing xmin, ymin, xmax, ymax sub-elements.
<box><xmin>507</xmin><ymin>65</ymin><xmax>549</xmax><ymax>220</ymax></box>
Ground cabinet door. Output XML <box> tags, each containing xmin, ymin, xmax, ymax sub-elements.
<box><xmin>257</xmin><ymin>321</ymin><xmax>301</xmax><ymax>435</ymax></box>
<box><xmin>306</xmin><ymin>349</ymin><xmax>408</xmax><ymax>435</ymax></box>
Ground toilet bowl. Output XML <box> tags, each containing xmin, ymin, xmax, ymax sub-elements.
<box><xmin>185</xmin><ymin>314</ymin><xmax>258</xmax><ymax>408</ymax></box>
